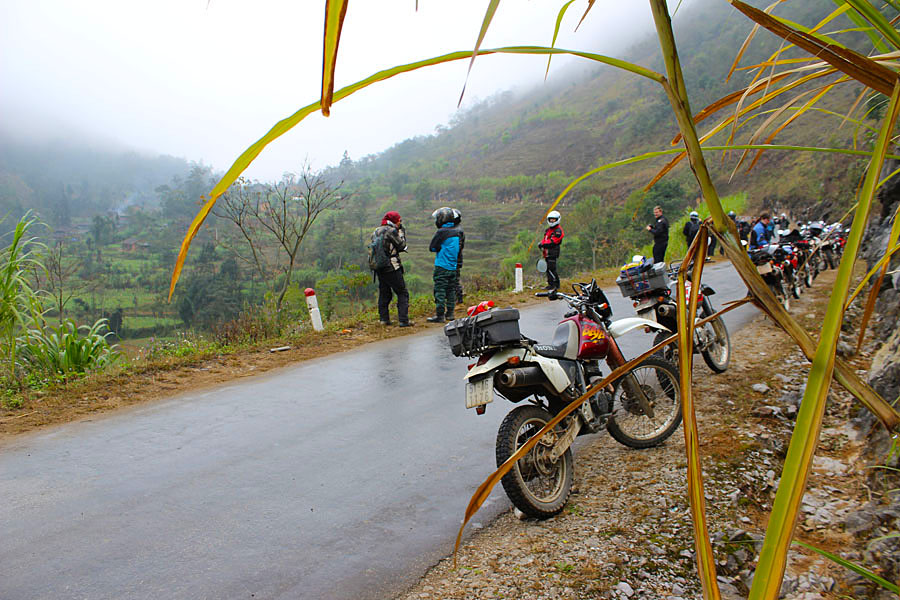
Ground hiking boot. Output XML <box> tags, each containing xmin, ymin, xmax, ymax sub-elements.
<box><xmin>379</xmin><ymin>320</ymin><xmax>392</xmax><ymax>326</ymax></box>
<box><xmin>426</xmin><ymin>315</ymin><xmax>444</xmax><ymax>323</ymax></box>
<box><xmin>398</xmin><ymin>321</ymin><xmax>414</xmax><ymax>328</ymax></box>
<box><xmin>445</xmin><ymin>313</ymin><xmax>455</xmax><ymax>322</ymax></box>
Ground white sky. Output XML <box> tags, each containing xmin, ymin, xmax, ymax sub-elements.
<box><xmin>1</xmin><ymin>1</ymin><xmax>667</xmax><ymax>181</ymax></box>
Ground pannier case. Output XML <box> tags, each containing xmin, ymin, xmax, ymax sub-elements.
<box><xmin>443</xmin><ymin>307</ymin><xmax>521</xmax><ymax>357</ymax></box>
<box><xmin>616</xmin><ymin>262</ymin><xmax>669</xmax><ymax>298</ymax></box>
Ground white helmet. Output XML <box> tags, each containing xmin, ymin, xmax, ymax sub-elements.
<box><xmin>689</xmin><ymin>211</ymin><xmax>699</xmax><ymax>220</ymax></box>
<box><xmin>547</xmin><ymin>210</ymin><xmax>561</xmax><ymax>226</ymax></box>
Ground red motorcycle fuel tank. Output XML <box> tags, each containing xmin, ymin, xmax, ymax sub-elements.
<box><xmin>568</xmin><ymin>314</ymin><xmax>610</xmax><ymax>360</ymax></box>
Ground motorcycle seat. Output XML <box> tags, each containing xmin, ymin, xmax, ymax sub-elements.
<box><xmin>532</xmin><ymin>343</ymin><xmax>568</xmax><ymax>359</ymax></box>
<box><xmin>532</xmin><ymin>320</ymin><xmax>579</xmax><ymax>360</ymax></box>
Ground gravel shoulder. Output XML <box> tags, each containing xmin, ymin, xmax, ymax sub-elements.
<box><xmin>396</xmin><ymin>268</ymin><xmax>884</xmax><ymax>600</ymax></box>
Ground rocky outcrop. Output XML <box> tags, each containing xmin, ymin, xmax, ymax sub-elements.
<box><xmin>846</xmin><ymin>157</ymin><xmax>900</xmax><ymax>598</ymax></box>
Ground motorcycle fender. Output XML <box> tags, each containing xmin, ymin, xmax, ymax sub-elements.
<box><xmin>608</xmin><ymin>317</ymin><xmax>670</xmax><ymax>339</ymax></box>
<box><xmin>527</xmin><ymin>353</ymin><xmax>572</xmax><ymax>393</ymax></box>
<box><xmin>464</xmin><ymin>348</ymin><xmax>527</xmax><ymax>381</ymax></box>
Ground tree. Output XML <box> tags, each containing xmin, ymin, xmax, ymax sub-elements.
<box><xmin>35</xmin><ymin>241</ymin><xmax>93</xmax><ymax>324</ymax></box>
<box><xmin>569</xmin><ymin>196</ymin><xmax>608</xmax><ymax>271</ymax></box>
<box><xmin>414</xmin><ymin>180</ymin><xmax>433</xmax><ymax>210</ymax></box>
<box><xmin>214</xmin><ymin>164</ymin><xmax>346</xmax><ymax>311</ymax></box>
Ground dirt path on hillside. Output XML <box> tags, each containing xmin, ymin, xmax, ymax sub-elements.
<box><xmin>395</xmin><ymin>268</ymin><xmax>881</xmax><ymax>600</ymax></box>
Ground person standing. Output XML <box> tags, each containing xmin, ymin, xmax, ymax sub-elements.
<box><xmin>750</xmin><ymin>213</ymin><xmax>772</xmax><ymax>250</ymax></box>
<box><xmin>451</xmin><ymin>208</ymin><xmax>465</xmax><ymax>305</ymax></box>
<box><xmin>427</xmin><ymin>207</ymin><xmax>463</xmax><ymax>323</ymax></box>
<box><xmin>646</xmin><ymin>205</ymin><xmax>669</xmax><ymax>264</ymax></box>
<box><xmin>683</xmin><ymin>211</ymin><xmax>700</xmax><ymax>248</ymax></box>
<box><xmin>371</xmin><ymin>211</ymin><xmax>413</xmax><ymax>327</ymax></box>
<box><xmin>539</xmin><ymin>210</ymin><xmax>564</xmax><ymax>290</ymax></box>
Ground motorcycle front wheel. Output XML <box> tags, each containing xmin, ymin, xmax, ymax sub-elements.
<box><xmin>607</xmin><ymin>357</ymin><xmax>682</xmax><ymax>449</ymax></box>
<box><xmin>802</xmin><ymin>264</ymin><xmax>814</xmax><ymax>288</ymax></box>
<box><xmin>496</xmin><ymin>405</ymin><xmax>574</xmax><ymax>519</ymax></box>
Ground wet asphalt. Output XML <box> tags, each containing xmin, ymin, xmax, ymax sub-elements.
<box><xmin>0</xmin><ymin>262</ymin><xmax>758</xmax><ymax>600</ymax></box>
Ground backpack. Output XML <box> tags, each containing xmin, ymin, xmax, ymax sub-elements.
<box><xmin>368</xmin><ymin>227</ymin><xmax>392</xmax><ymax>271</ymax></box>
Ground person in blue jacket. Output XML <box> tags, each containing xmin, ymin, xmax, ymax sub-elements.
<box><xmin>427</xmin><ymin>207</ymin><xmax>463</xmax><ymax>322</ymax></box>
<box><xmin>750</xmin><ymin>213</ymin><xmax>772</xmax><ymax>250</ymax></box>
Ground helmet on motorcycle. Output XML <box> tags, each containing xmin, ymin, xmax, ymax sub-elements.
<box><xmin>432</xmin><ymin>207</ymin><xmax>454</xmax><ymax>228</ymax></box>
<box><xmin>451</xmin><ymin>208</ymin><xmax>461</xmax><ymax>225</ymax></box>
<box><xmin>689</xmin><ymin>211</ymin><xmax>699</xmax><ymax>220</ymax></box>
<box><xmin>547</xmin><ymin>210</ymin><xmax>561</xmax><ymax>226</ymax></box>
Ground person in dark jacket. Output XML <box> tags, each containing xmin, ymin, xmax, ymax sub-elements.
<box><xmin>683</xmin><ymin>211</ymin><xmax>700</xmax><ymax>248</ymax></box>
<box><xmin>451</xmin><ymin>208</ymin><xmax>465</xmax><ymax>305</ymax></box>
<box><xmin>539</xmin><ymin>210</ymin><xmax>564</xmax><ymax>290</ymax></box>
<box><xmin>373</xmin><ymin>211</ymin><xmax>413</xmax><ymax>327</ymax></box>
<box><xmin>646</xmin><ymin>205</ymin><xmax>669</xmax><ymax>264</ymax></box>
<box><xmin>427</xmin><ymin>207</ymin><xmax>464</xmax><ymax>322</ymax></box>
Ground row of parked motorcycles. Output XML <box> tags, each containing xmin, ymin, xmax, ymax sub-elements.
<box><xmin>440</xmin><ymin>220</ymin><xmax>846</xmax><ymax>519</ymax></box>
<box><xmin>748</xmin><ymin>221</ymin><xmax>849</xmax><ymax>311</ymax></box>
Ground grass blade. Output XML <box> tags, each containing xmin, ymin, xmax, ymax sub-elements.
<box><xmin>321</xmin><ymin>0</ymin><xmax>348</xmax><ymax>116</ymax></box>
<box><xmin>832</xmin><ymin>0</ymin><xmax>889</xmax><ymax>53</ymax></box>
<box><xmin>459</xmin><ymin>0</ymin><xmax>501</xmax><ymax>107</ymax></box>
<box><xmin>793</xmin><ymin>539</ymin><xmax>899</xmax><ymax>593</ymax></box>
<box><xmin>728</xmin><ymin>0</ymin><xmax>898</xmax><ymax>96</ymax></box>
<box><xmin>545</xmin><ymin>0</ymin><xmax>577</xmax><ymax>80</ymax></box>
<box><xmin>676</xmin><ymin>228</ymin><xmax>721</xmax><ymax>599</ymax></box>
<box><xmin>749</xmin><ymin>79</ymin><xmax>900</xmax><ymax>600</ymax></box>
<box><xmin>574</xmin><ymin>0</ymin><xmax>595</xmax><ymax>31</ymax></box>
<box><xmin>846</xmin><ymin>239</ymin><xmax>900</xmax><ymax>307</ymax></box>
<box><xmin>841</xmin><ymin>0</ymin><xmax>900</xmax><ymax>50</ymax></box>
<box><xmin>855</xmin><ymin>198</ymin><xmax>900</xmax><ymax>352</ymax></box>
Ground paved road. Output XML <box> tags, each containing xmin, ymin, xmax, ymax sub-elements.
<box><xmin>0</xmin><ymin>262</ymin><xmax>757</xmax><ymax>600</ymax></box>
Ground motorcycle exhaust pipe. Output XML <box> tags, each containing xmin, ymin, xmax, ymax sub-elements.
<box><xmin>658</xmin><ymin>304</ymin><xmax>675</xmax><ymax>317</ymax></box>
<box><xmin>498</xmin><ymin>366</ymin><xmax>545</xmax><ymax>388</ymax></box>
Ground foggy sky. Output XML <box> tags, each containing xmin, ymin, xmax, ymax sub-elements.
<box><xmin>1</xmin><ymin>1</ymin><xmax>679</xmax><ymax>181</ymax></box>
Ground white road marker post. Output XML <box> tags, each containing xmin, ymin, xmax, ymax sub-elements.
<box><xmin>304</xmin><ymin>287</ymin><xmax>324</xmax><ymax>332</ymax></box>
<box><xmin>514</xmin><ymin>263</ymin><xmax>523</xmax><ymax>293</ymax></box>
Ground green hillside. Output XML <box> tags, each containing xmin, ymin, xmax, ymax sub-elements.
<box><xmin>328</xmin><ymin>0</ymin><xmax>868</xmax><ymax>241</ymax></box>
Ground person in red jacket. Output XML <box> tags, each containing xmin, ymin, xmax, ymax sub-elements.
<box><xmin>539</xmin><ymin>210</ymin><xmax>564</xmax><ymax>290</ymax></box>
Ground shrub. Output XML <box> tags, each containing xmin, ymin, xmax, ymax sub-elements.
<box><xmin>17</xmin><ymin>318</ymin><xmax>121</xmax><ymax>380</ymax></box>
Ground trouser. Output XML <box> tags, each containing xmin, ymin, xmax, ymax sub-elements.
<box><xmin>546</xmin><ymin>256</ymin><xmax>560</xmax><ymax>289</ymax></box>
<box><xmin>708</xmin><ymin>235</ymin><xmax>723</xmax><ymax>256</ymax></box>
<box><xmin>432</xmin><ymin>266</ymin><xmax>457</xmax><ymax>318</ymax></box>
<box><xmin>377</xmin><ymin>268</ymin><xmax>409</xmax><ymax>324</ymax></box>
<box><xmin>653</xmin><ymin>241</ymin><xmax>667</xmax><ymax>264</ymax></box>
<box><xmin>455</xmin><ymin>270</ymin><xmax>463</xmax><ymax>304</ymax></box>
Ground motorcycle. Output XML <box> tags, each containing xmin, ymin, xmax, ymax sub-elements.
<box><xmin>443</xmin><ymin>280</ymin><xmax>682</xmax><ymax>518</ymax></box>
<box><xmin>773</xmin><ymin>241</ymin><xmax>802</xmax><ymax>300</ymax></box>
<box><xmin>809</xmin><ymin>221</ymin><xmax>837</xmax><ymax>270</ymax></box>
<box><xmin>750</xmin><ymin>245</ymin><xmax>792</xmax><ymax>311</ymax></box>
<box><xmin>616</xmin><ymin>257</ymin><xmax>730</xmax><ymax>373</ymax></box>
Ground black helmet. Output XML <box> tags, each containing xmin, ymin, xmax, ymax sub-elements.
<box><xmin>432</xmin><ymin>206</ymin><xmax>454</xmax><ymax>228</ymax></box>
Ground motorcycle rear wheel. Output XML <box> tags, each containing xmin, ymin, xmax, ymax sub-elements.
<box><xmin>607</xmin><ymin>357</ymin><xmax>682</xmax><ymax>449</ymax></box>
<box><xmin>701</xmin><ymin>316</ymin><xmax>730</xmax><ymax>373</ymax></box>
<box><xmin>496</xmin><ymin>405</ymin><xmax>574</xmax><ymax>519</ymax></box>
